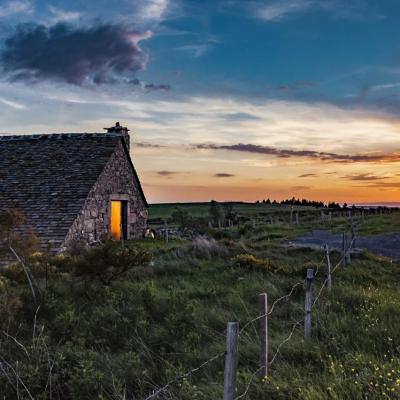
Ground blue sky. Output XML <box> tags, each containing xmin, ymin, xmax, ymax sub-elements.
<box><xmin>1</xmin><ymin>0</ymin><xmax>400</xmax><ymax>203</ymax></box>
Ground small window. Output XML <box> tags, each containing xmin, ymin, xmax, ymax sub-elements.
<box><xmin>110</xmin><ymin>200</ymin><xmax>128</xmax><ymax>240</ymax></box>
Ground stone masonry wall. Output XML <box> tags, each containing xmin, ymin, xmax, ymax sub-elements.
<box><xmin>62</xmin><ymin>140</ymin><xmax>148</xmax><ymax>249</ymax></box>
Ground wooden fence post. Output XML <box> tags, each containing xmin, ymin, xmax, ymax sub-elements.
<box><xmin>304</xmin><ymin>269</ymin><xmax>314</xmax><ymax>340</ymax></box>
<box><xmin>346</xmin><ymin>232</ymin><xmax>351</xmax><ymax>265</ymax></box>
<box><xmin>295</xmin><ymin>212</ymin><xmax>299</xmax><ymax>225</ymax></box>
<box><xmin>325</xmin><ymin>245</ymin><xmax>332</xmax><ymax>291</ymax></box>
<box><xmin>164</xmin><ymin>220</ymin><xmax>169</xmax><ymax>244</ymax></box>
<box><xmin>342</xmin><ymin>232</ymin><xmax>347</xmax><ymax>267</ymax></box>
<box><xmin>223</xmin><ymin>322</ymin><xmax>239</xmax><ymax>400</ymax></box>
<box><xmin>351</xmin><ymin>226</ymin><xmax>356</xmax><ymax>249</ymax></box>
<box><xmin>259</xmin><ymin>293</ymin><xmax>268</xmax><ymax>380</ymax></box>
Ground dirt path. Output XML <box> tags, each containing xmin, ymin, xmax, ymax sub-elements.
<box><xmin>290</xmin><ymin>230</ymin><xmax>400</xmax><ymax>261</ymax></box>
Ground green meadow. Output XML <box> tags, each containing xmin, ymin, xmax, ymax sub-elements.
<box><xmin>1</xmin><ymin>204</ymin><xmax>400</xmax><ymax>399</ymax></box>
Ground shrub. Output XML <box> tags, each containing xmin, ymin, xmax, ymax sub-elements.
<box><xmin>231</xmin><ymin>253</ymin><xmax>281</xmax><ymax>273</ymax></box>
<box><xmin>70</xmin><ymin>240</ymin><xmax>152</xmax><ymax>285</ymax></box>
<box><xmin>191</xmin><ymin>236</ymin><xmax>228</xmax><ymax>259</ymax></box>
<box><xmin>0</xmin><ymin>291</ymin><xmax>23</xmax><ymax>328</ymax></box>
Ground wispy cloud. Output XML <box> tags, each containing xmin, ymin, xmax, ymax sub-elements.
<box><xmin>0</xmin><ymin>96</ymin><xmax>26</xmax><ymax>109</ymax></box>
<box><xmin>195</xmin><ymin>143</ymin><xmax>400</xmax><ymax>164</ymax></box>
<box><xmin>215</xmin><ymin>173</ymin><xmax>235</xmax><ymax>178</ymax></box>
<box><xmin>136</xmin><ymin>142</ymin><xmax>167</xmax><ymax>149</ymax></box>
<box><xmin>156</xmin><ymin>170</ymin><xmax>179</xmax><ymax>176</ymax></box>
<box><xmin>291</xmin><ymin>185</ymin><xmax>311</xmax><ymax>191</ymax></box>
<box><xmin>221</xmin><ymin>112</ymin><xmax>262</xmax><ymax>121</ymax></box>
<box><xmin>48</xmin><ymin>5</ymin><xmax>82</xmax><ymax>23</ymax></box>
<box><xmin>298</xmin><ymin>173</ymin><xmax>317</xmax><ymax>178</ymax></box>
<box><xmin>252</xmin><ymin>0</ymin><xmax>383</xmax><ymax>22</ymax></box>
<box><xmin>256</xmin><ymin>0</ymin><xmax>314</xmax><ymax>21</ymax></box>
<box><xmin>137</xmin><ymin>0</ymin><xmax>171</xmax><ymax>23</ymax></box>
<box><xmin>354</xmin><ymin>182</ymin><xmax>400</xmax><ymax>189</ymax></box>
<box><xmin>0</xmin><ymin>0</ymin><xmax>32</xmax><ymax>18</ymax></box>
<box><xmin>341</xmin><ymin>173</ymin><xmax>390</xmax><ymax>181</ymax></box>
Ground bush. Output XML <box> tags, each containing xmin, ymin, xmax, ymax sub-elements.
<box><xmin>231</xmin><ymin>253</ymin><xmax>281</xmax><ymax>273</ymax></box>
<box><xmin>69</xmin><ymin>240</ymin><xmax>152</xmax><ymax>285</ymax></box>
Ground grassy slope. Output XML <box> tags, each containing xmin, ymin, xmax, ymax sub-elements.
<box><xmin>1</xmin><ymin>209</ymin><xmax>400</xmax><ymax>399</ymax></box>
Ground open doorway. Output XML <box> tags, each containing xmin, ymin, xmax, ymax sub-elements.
<box><xmin>110</xmin><ymin>200</ymin><xmax>128</xmax><ymax>240</ymax></box>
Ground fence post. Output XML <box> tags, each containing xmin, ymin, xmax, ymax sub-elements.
<box><xmin>223</xmin><ymin>322</ymin><xmax>239</xmax><ymax>400</ymax></box>
<box><xmin>351</xmin><ymin>225</ymin><xmax>356</xmax><ymax>249</ymax></box>
<box><xmin>164</xmin><ymin>220</ymin><xmax>169</xmax><ymax>244</ymax></box>
<box><xmin>342</xmin><ymin>232</ymin><xmax>347</xmax><ymax>267</ymax></box>
<box><xmin>304</xmin><ymin>269</ymin><xmax>314</xmax><ymax>340</ymax></box>
<box><xmin>346</xmin><ymin>232</ymin><xmax>351</xmax><ymax>265</ymax></box>
<box><xmin>295</xmin><ymin>212</ymin><xmax>299</xmax><ymax>225</ymax></box>
<box><xmin>325</xmin><ymin>245</ymin><xmax>332</xmax><ymax>291</ymax></box>
<box><xmin>258</xmin><ymin>293</ymin><xmax>268</xmax><ymax>380</ymax></box>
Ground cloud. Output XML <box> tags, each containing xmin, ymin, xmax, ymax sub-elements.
<box><xmin>215</xmin><ymin>173</ymin><xmax>235</xmax><ymax>178</ymax></box>
<box><xmin>354</xmin><ymin>182</ymin><xmax>400</xmax><ymax>189</ymax></box>
<box><xmin>137</xmin><ymin>0</ymin><xmax>170</xmax><ymax>22</ymax></box>
<box><xmin>256</xmin><ymin>0</ymin><xmax>314</xmax><ymax>21</ymax></box>
<box><xmin>298</xmin><ymin>173</ymin><xmax>317</xmax><ymax>178</ymax></box>
<box><xmin>0</xmin><ymin>23</ymin><xmax>152</xmax><ymax>86</ymax></box>
<box><xmin>129</xmin><ymin>78</ymin><xmax>171</xmax><ymax>91</ymax></box>
<box><xmin>195</xmin><ymin>143</ymin><xmax>400</xmax><ymax>164</ymax></box>
<box><xmin>175</xmin><ymin>43</ymin><xmax>214</xmax><ymax>58</ymax></box>
<box><xmin>221</xmin><ymin>112</ymin><xmax>262</xmax><ymax>121</ymax></box>
<box><xmin>0</xmin><ymin>96</ymin><xmax>26</xmax><ymax>109</ymax></box>
<box><xmin>156</xmin><ymin>170</ymin><xmax>179</xmax><ymax>176</ymax></box>
<box><xmin>144</xmin><ymin>83</ymin><xmax>171</xmax><ymax>91</ymax></box>
<box><xmin>48</xmin><ymin>5</ymin><xmax>81</xmax><ymax>23</ymax></box>
<box><xmin>136</xmin><ymin>142</ymin><xmax>167</xmax><ymax>149</ymax></box>
<box><xmin>291</xmin><ymin>185</ymin><xmax>310</xmax><ymax>191</ymax></box>
<box><xmin>341</xmin><ymin>173</ymin><xmax>390</xmax><ymax>181</ymax></box>
<box><xmin>0</xmin><ymin>0</ymin><xmax>32</xmax><ymax>18</ymax></box>
<box><xmin>253</xmin><ymin>0</ymin><xmax>383</xmax><ymax>22</ymax></box>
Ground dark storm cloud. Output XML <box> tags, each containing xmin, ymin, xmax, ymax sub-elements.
<box><xmin>195</xmin><ymin>143</ymin><xmax>400</xmax><ymax>164</ymax></box>
<box><xmin>0</xmin><ymin>23</ymin><xmax>151</xmax><ymax>85</ymax></box>
<box><xmin>214</xmin><ymin>173</ymin><xmax>235</xmax><ymax>177</ymax></box>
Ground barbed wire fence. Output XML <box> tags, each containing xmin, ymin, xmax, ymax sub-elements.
<box><xmin>140</xmin><ymin>228</ymin><xmax>357</xmax><ymax>400</ymax></box>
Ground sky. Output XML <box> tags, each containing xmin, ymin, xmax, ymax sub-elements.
<box><xmin>0</xmin><ymin>0</ymin><xmax>400</xmax><ymax>204</ymax></box>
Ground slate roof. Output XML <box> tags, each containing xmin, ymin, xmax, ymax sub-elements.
<box><xmin>0</xmin><ymin>133</ymin><xmax>147</xmax><ymax>251</ymax></box>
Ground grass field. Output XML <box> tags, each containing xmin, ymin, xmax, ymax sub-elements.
<box><xmin>1</xmin><ymin>204</ymin><xmax>400</xmax><ymax>399</ymax></box>
<box><xmin>149</xmin><ymin>202</ymin><xmax>319</xmax><ymax>220</ymax></box>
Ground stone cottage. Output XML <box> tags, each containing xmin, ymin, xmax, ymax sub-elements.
<box><xmin>0</xmin><ymin>122</ymin><xmax>148</xmax><ymax>253</ymax></box>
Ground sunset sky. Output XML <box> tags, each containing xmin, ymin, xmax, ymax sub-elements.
<box><xmin>1</xmin><ymin>0</ymin><xmax>400</xmax><ymax>204</ymax></box>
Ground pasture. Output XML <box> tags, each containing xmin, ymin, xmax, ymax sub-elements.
<box><xmin>0</xmin><ymin>202</ymin><xmax>400</xmax><ymax>399</ymax></box>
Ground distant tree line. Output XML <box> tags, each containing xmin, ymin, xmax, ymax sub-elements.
<box><xmin>257</xmin><ymin>197</ymin><xmax>344</xmax><ymax>209</ymax></box>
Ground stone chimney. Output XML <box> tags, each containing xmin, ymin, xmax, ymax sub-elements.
<box><xmin>104</xmin><ymin>122</ymin><xmax>130</xmax><ymax>151</ymax></box>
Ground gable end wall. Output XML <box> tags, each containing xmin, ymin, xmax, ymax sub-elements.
<box><xmin>62</xmin><ymin>141</ymin><xmax>147</xmax><ymax>249</ymax></box>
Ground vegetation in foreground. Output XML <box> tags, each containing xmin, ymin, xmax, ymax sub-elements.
<box><xmin>0</xmin><ymin>207</ymin><xmax>400</xmax><ymax>399</ymax></box>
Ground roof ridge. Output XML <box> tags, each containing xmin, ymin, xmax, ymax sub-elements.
<box><xmin>0</xmin><ymin>132</ymin><xmax>124</xmax><ymax>141</ymax></box>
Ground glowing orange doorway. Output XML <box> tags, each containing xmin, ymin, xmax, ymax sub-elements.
<box><xmin>110</xmin><ymin>201</ymin><xmax>122</xmax><ymax>240</ymax></box>
<box><xmin>110</xmin><ymin>200</ymin><xmax>128</xmax><ymax>240</ymax></box>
